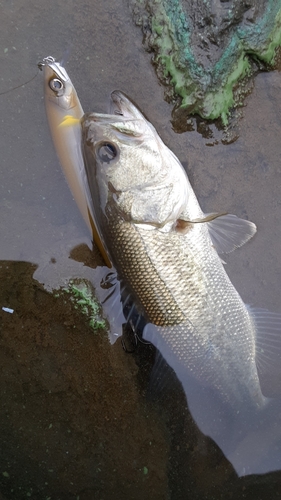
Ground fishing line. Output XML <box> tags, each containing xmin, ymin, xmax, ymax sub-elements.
<box><xmin>60</xmin><ymin>43</ymin><xmax>73</xmax><ymax>67</ymax></box>
<box><xmin>0</xmin><ymin>68</ymin><xmax>40</xmax><ymax>96</ymax></box>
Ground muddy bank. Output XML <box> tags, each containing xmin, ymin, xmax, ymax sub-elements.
<box><xmin>0</xmin><ymin>260</ymin><xmax>169</xmax><ymax>500</ymax></box>
<box><xmin>1</xmin><ymin>261</ymin><xmax>281</xmax><ymax>499</ymax></box>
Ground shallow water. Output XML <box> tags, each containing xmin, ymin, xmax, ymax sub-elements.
<box><xmin>1</xmin><ymin>0</ymin><xmax>281</xmax><ymax>498</ymax></box>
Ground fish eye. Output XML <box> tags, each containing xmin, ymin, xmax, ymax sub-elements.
<box><xmin>97</xmin><ymin>142</ymin><xmax>118</xmax><ymax>164</ymax></box>
<box><xmin>49</xmin><ymin>78</ymin><xmax>64</xmax><ymax>92</ymax></box>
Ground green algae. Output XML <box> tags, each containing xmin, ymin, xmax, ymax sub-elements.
<box><xmin>131</xmin><ymin>0</ymin><xmax>281</xmax><ymax>123</ymax></box>
<box><xmin>62</xmin><ymin>279</ymin><xmax>106</xmax><ymax>331</ymax></box>
<box><xmin>202</xmin><ymin>49</ymin><xmax>252</xmax><ymax>125</ymax></box>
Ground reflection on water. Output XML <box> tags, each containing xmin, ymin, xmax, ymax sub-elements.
<box><xmin>1</xmin><ymin>0</ymin><xmax>281</xmax><ymax>497</ymax></box>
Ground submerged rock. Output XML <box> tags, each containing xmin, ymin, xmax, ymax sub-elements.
<box><xmin>131</xmin><ymin>0</ymin><xmax>281</xmax><ymax>126</ymax></box>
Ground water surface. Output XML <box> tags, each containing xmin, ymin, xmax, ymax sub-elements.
<box><xmin>1</xmin><ymin>0</ymin><xmax>281</xmax><ymax>498</ymax></box>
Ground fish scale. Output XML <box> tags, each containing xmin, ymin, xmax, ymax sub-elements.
<box><xmin>104</xmin><ymin>214</ymin><xmax>186</xmax><ymax>327</ymax></box>
<box><xmin>101</xmin><ymin>208</ymin><xmax>262</xmax><ymax>408</ymax></box>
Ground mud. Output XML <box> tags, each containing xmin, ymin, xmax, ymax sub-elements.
<box><xmin>0</xmin><ymin>260</ymin><xmax>169</xmax><ymax>499</ymax></box>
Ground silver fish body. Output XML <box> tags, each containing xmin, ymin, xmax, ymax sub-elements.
<box><xmin>80</xmin><ymin>91</ymin><xmax>281</xmax><ymax>475</ymax></box>
<box><xmin>82</xmin><ymin>91</ymin><xmax>263</xmax><ymax>405</ymax></box>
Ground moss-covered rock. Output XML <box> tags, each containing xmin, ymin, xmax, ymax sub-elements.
<box><xmin>131</xmin><ymin>0</ymin><xmax>281</xmax><ymax>124</ymax></box>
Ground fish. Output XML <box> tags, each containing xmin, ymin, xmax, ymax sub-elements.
<box><xmin>39</xmin><ymin>56</ymin><xmax>111</xmax><ymax>267</ymax></box>
<box><xmin>81</xmin><ymin>90</ymin><xmax>281</xmax><ymax>476</ymax></box>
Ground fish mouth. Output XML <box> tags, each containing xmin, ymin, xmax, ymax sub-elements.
<box><xmin>110</xmin><ymin>90</ymin><xmax>146</xmax><ymax>120</ymax></box>
<box><xmin>83</xmin><ymin>91</ymin><xmax>149</xmax><ymax>127</ymax></box>
<box><xmin>82</xmin><ymin>112</ymin><xmax>124</xmax><ymax>123</ymax></box>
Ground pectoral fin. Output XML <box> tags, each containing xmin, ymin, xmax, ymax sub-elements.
<box><xmin>207</xmin><ymin>213</ymin><xmax>254</xmax><ymax>261</ymax></box>
<box><xmin>206</xmin><ymin>213</ymin><xmax>256</xmax><ymax>254</ymax></box>
<box><xmin>176</xmin><ymin>213</ymin><xmax>256</xmax><ymax>253</ymax></box>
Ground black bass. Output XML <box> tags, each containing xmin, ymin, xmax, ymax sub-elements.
<box><xmin>81</xmin><ymin>91</ymin><xmax>281</xmax><ymax>476</ymax></box>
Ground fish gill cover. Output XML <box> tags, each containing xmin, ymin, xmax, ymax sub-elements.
<box><xmin>130</xmin><ymin>0</ymin><xmax>281</xmax><ymax>128</ymax></box>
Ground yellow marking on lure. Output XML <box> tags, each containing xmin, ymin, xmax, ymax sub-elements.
<box><xmin>59</xmin><ymin>115</ymin><xmax>81</xmax><ymax>127</ymax></box>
